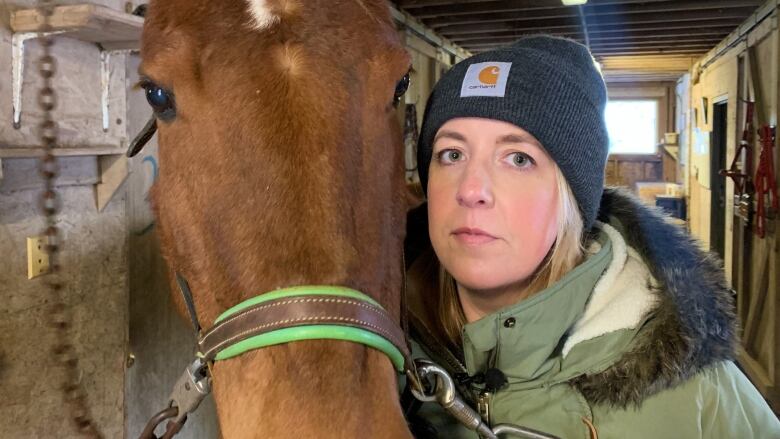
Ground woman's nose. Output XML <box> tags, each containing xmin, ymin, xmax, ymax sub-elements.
<box><xmin>456</xmin><ymin>165</ymin><xmax>494</xmax><ymax>208</ymax></box>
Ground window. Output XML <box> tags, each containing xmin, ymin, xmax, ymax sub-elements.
<box><xmin>605</xmin><ymin>100</ymin><xmax>659</xmax><ymax>154</ymax></box>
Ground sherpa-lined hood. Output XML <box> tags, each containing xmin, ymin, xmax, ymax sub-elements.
<box><xmin>574</xmin><ymin>187</ymin><xmax>737</xmax><ymax>406</ymax></box>
<box><xmin>405</xmin><ymin>187</ymin><xmax>737</xmax><ymax>408</ymax></box>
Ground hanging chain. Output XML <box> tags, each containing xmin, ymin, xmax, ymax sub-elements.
<box><xmin>36</xmin><ymin>1</ymin><xmax>104</xmax><ymax>437</ymax></box>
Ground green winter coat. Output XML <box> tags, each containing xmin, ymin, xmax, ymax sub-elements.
<box><xmin>401</xmin><ymin>188</ymin><xmax>780</xmax><ymax>439</ymax></box>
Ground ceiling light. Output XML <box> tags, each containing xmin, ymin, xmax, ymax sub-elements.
<box><xmin>562</xmin><ymin>0</ymin><xmax>588</xmax><ymax>5</ymax></box>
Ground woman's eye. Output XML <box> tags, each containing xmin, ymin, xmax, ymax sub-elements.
<box><xmin>141</xmin><ymin>81</ymin><xmax>176</xmax><ymax>121</ymax></box>
<box><xmin>437</xmin><ymin>149</ymin><xmax>463</xmax><ymax>164</ymax></box>
<box><xmin>508</xmin><ymin>152</ymin><xmax>534</xmax><ymax>168</ymax></box>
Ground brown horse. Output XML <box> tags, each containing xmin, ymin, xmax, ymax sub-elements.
<box><xmin>139</xmin><ymin>0</ymin><xmax>413</xmax><ymax>437</ymax></box>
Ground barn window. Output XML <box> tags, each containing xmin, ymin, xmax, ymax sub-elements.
<box><xmin>605</xmin><ymin>99</ymin><xmax>659</xmax><ymax>154</ymax></box>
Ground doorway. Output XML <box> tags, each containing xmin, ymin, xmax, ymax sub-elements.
<box><xmin>710</xmin><ymin>101</ymin><xmax>728</xmax><ymax>260</ymax></box>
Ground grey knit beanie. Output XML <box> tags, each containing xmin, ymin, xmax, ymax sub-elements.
<box><xmin>417</xmin><ymin>35</ymin><xmax>609</xmax><ymax>230</ymax></box>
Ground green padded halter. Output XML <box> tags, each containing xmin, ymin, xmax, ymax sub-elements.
<box><xmin>206</xmin><ymin>286</ymin><xmax>406</xmax><ymax>372</ymax></box>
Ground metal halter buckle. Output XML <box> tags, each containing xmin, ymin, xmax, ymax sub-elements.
<box><xmin>168</xmin><ymin>358</ymin><xmax>212</xmax><ymax>423</ymax></box>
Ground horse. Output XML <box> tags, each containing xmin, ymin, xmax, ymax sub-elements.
<box><xmin>135</xmin><ymin>0</ymin><xmax>414</xmax><ymax>437</ymax></box>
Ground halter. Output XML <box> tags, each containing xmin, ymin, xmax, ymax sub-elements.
<box><xmin>196</xmin><ymin>283</ymin><xmax>410</xmax><ymax>371</ymax></box>
<box><xmin>138</xmin><ymin>275</ymin><xmax>418</xmax><ymax>439</ymax></box>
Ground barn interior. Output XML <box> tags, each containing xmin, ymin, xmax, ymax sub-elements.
<box><xmin>0</xmin><ymin>0</ymin><xmax>778</xmax><ymax>437</ymax></box>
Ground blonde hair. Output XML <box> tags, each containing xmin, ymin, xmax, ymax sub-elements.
<box><xmin>437</xmin><ymin>165</ymin><xmax>587</xmax><ymax>345</ymax></box>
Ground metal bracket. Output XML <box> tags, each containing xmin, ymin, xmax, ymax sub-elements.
<box><xmin>100</xmin><ymin>49</ymin><xmax>136</xmax><ymax>132</ymax></box>
<box><xmin>12</xmin><ymin>31</ymin><xmax>66</xmax><ymax>129</ymax></box>
<box><xmin>12</xmin><ymin>31</ymin><xmax>137</xmax><ymax>131</ymax></box>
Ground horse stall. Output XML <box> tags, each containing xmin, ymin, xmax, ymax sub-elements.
<box><xmin>0</xmin><ymin>1</ymin><xmax>220</xmax><ymax>437</ymax></box>
<box><xmin>682</xmin><ymin>2</ymin><xmax>780</xmax><ymax>410</ymax></box>
<box><xmin>1</xmin><ymin>1</ymin><xmax>779</xmax><ymax>438</ymax></box>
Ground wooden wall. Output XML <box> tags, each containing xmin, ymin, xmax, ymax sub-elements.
<box><xmin>604</xmin><ymin>154</ymin><xmax>664</xmax><ymax>188</ymax></box>
<box><xmin>0</xmin><ymin>1</ymin><xmax>130</xmax><ymax>437</ymax></box>
<box><xmin>685</xmin><ymin>3</ymin><xmax>780</xmax><ymax>409</ymax></box>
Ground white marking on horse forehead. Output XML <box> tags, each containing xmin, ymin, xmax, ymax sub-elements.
<box><xmin>246</xmin><ymin>0</ymin><xmax>279</xmax><ymax>30</ymax></box>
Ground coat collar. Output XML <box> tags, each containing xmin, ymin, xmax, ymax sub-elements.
<box><xmin>461</xmin><ymin>228</ymin><xmax>612</xmax><ymax>383</ymax></box>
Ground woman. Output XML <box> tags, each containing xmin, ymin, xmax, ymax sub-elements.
<box><xmin>401</xmin><ymin>35</ymin><xmax>780</xmax><ymax>438</ymax></box>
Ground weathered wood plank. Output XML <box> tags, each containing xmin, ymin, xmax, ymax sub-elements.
<box><xmin>11</xmin><ymin>4</ymin><xmax>142</xmax><ymax>47</ymax></box>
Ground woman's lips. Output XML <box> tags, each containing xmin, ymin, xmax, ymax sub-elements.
<box><xmin>451</xmin><ymin>227</ymin><xmax>498</xmax><ymax>245</ymax></box>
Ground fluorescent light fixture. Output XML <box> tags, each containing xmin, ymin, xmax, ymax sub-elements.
<box><xmin>562</xmin><ymin>0</ymin><xmax>587</xmax><ymax>5</ymax></box>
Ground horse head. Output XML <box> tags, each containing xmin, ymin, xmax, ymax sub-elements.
<box><xmin>135</xmin><ymin>1</ymin><xmax>413</xmax><ymax>436</ymax></box>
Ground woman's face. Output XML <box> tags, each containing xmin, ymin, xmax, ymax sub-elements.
<box><xmin>427</xmin><ymin>117</ymin><xmax>559</xmax><ymax>293</ymax></box>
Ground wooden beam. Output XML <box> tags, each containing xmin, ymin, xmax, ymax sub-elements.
<box><xmin>463</xmin><ymin>40</ymin><xmax>716</xmax><ymax>50</ymax></box>
<box><xmin>590</xmin><ymin>30</ymin><xmax>732</xmax><ymax>41</ymax></box>
<box><xmin>602</xmin><ymin>72</ymin><xmax>688</xmax><ymax>83</ymax></box>
<box><xmin>11</xmin><ymin>4</ymin><xmax>142</xmax><ymax>48</ymax></box>
<box><xmin>599</xmin><ymin>55</ymin><xmax>700</xmax><ymax>71</ymax></box>
<box><xmin>587</xmin><ymin>0</ymin><xmax>763</xmax><ymax>17</ymax></box>
<box><xmin>409</xmin><ymin>0</ymin><xmax>564</xmax><ymax>18</ymax></box>
<box><xmin>399</xmin><ymin>0</ymin><xmax>557</xmax><ymax>10</ymax></box>
<box><xmin>398</xmin><ymin>0</ymin><xmax>673</xmax><ymax>12</ymax></box>
<box><xmin>423</xmin><ymin>0</ymin><xmax>760</xmax><ymax>28</ymax></box>
<box><xmin>426</xmin><ymin>8</ymin><xmax>575</xmax><ymax>29</ymax></box>
<box><xmin>0</xmin><ymin>146</ymin><xmax>126</xmax><ymax>158</ymax></box>
<box><xmin>452</xmin><ymin>24</ymin><xmax>735</xmax><ymax>42</ymax></box>
<box><xmin>439</xmin><ymin>18</ymin><xmax>745</xmax><ymax>36</ymax></box>
<box><xmin>463</xmin><ymin>38</ymin><xmax>721</xmax><ymax>53</ymax></box>
<box><xmin>590</xmin><ymin>38</ymin><xmax>723</xmax><ymax>48</ymax></box>
<box><xmin>592</xmin><ymin>48</ymin><xmax>709</xmax><ymax>56</ymax></box>
<box><xmin>434</xmin><ymin>8</ymin><xmax>755</xmax><ymax>33</ymax></box>
<box><xmin>449</xmin><ymin>28</ymin><xmax>732</xmax><ymax>43</ymax></box>
<box><xmin>469</xmin><ymin>45</ymin><xmax>708</xmax><ymax>56</ymax></box>
<box><xmin>587</xmin><ymin>19</ymin><xmax>744</xmax><ymax>34</ymax></box>
<box><xmin>407</xmin><ymin>0</ymin><xmax>679</xmax><ymax>18</ymax></box>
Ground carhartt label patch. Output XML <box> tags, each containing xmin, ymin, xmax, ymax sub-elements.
<box><xmin>460</xmin><ymin>62</ymin><xmax>512</xmax><ymax>97</ymax></box>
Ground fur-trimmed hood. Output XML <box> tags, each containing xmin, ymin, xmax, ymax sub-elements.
<box><xmin>405</xmin><ymin>187</ymin><xmax>738</xmax><ymax>408</ymax></box>
<box><xmin>570</xmin><ymin>187</ymin><xmax>737</xmax><ymax>407</ymax></box>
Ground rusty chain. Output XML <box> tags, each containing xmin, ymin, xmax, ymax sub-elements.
<box><xmin>36</xmin><ymin>1</ymin><xmax>104</xmax><ymax>437</ymax></box>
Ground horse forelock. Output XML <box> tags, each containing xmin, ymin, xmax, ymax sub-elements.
<box><xmin>244</xmin><ymin>0</ymin><xmax>392</xmax><ymax>31</ymax></box>
<box><xmin>245</xmin><ymin>0</ymin><xmax>280</xmax><ymax>30</ymax></box>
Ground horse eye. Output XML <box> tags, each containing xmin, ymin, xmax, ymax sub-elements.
<box><xmin>394</xmin><ymin>72</ymin><xmax>410</xmax><ymax>105</ymax></box>
<box><xmin>141</xmin><ymin>81</ymin><xmax>176</xmax><ymax>121</ymax></box>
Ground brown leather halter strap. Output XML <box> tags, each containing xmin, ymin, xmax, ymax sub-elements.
<box><xmin>138</xmin><ymin>280</ymin><xmax>420</xmax><ymax>439</ymax></box>
<box><xmin>198</xmin><ymin>292</ymin><xmax>412</xmax><ymax>370</ymax></box>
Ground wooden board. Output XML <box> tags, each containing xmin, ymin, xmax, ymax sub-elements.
<box><xmin>95</xmin><ymin>154</ymin><xmax>128</xmax><ymax>212</ymax></box>
<box><xmin>0</xmin><ymin>156</ymin><xmax>99</xmax><ymax>192</ymax></box>
<box><xmin>0</xmin><ymin>146</ymin><xmax>126</xmax><ymax>158</ymax></box>
<box><xmin>605</xmin><ymin>154</ymin><xmax>664</xmax><ymax>188</ymax></box>
<box><xmin>11</xmin><ymin>4</ymin><xmax>142</xmax><ymax>48</ymax></box>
